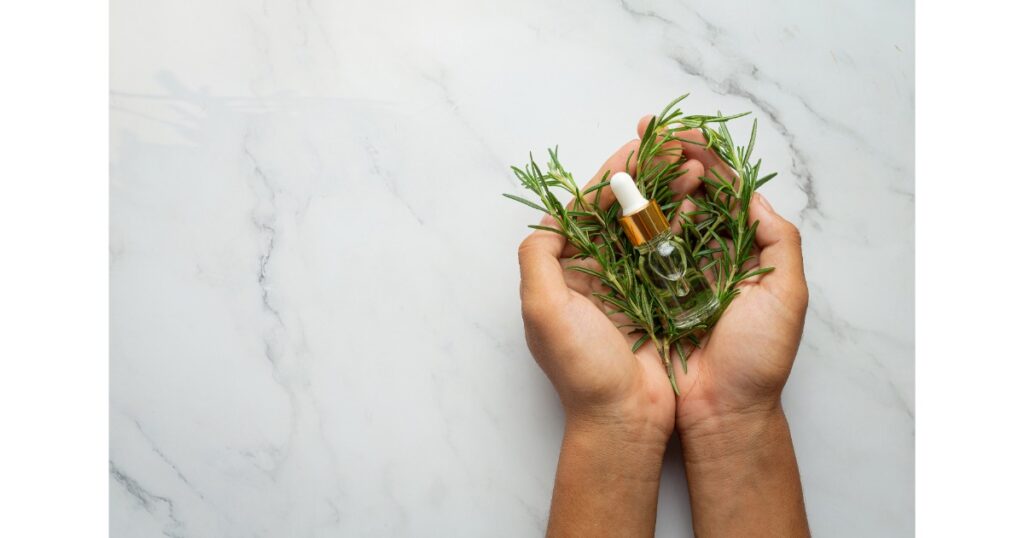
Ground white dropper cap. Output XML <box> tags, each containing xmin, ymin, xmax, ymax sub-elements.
<box><xmin>610</xmin><ymin>172</ymin><xmax>649</xmax><ymax>216</ymax></box>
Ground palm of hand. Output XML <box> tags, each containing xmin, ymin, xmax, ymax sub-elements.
<box><xmin>673</xmin><ymin>277</ymin><xmax>808</xmax><ymax>429</ymax></box>
<box><xmin>550</xmin><ymin>258</ymin><xmax>678</xmax><ymax>436</ymax></box>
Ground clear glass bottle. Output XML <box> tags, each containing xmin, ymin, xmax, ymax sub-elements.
<box><xmin>611</xmin><ymin>172</ymin><xmax>719</xmax><ymax>330</ymax></box>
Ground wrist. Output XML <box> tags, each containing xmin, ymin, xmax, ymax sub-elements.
<box><xmin>565</xmin><ymin>395</ymin><xmax>667</xmax><ymax>467</ymax></box>
<box><xmin>565</xmin><ymin>391</ymin><xmax>674</xmax><ymax>449</ymax></box>
<box><xmin>563</xmin><ymin>413</ymin><xmax>669</xmax><ymax>481</ymax></box>
<box><xmin>565</xmin><ymin>411</ymin><xmax>670</xmax><ymax>454</ymax></box>
<box><xmin>678</xmin><ymin>404</ymin><xmax>810</xmax><ymax>537</ymax></box>
<box><xmin>676</xmin><ymin>385</ymin><xmax>783</xmax><ymax>434</ymax></box>
<box><xmin>547</xmin><ymin>411</ymin><xmax>668</xmax><ymax>537</ymax></box>
<box><xmin>679</xmin><ymin>401</ymin><xmax>786</xmax><ymax>465</ymax></box>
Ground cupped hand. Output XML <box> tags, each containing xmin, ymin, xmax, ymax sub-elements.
<box><xmin>517</xmin><ymin>138</ymin><xmax>706</xmax><ymax>444</ymax></box>
<box><xmin>631</xmin><ymin>116</ymin><xmax>809</xmax><ymax>433</ymax></box>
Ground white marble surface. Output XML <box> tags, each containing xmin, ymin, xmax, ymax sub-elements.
<box><xmin>110</xmin><ymin>1</ymin><xmax>914</xmax><ymax>536</ymax></box>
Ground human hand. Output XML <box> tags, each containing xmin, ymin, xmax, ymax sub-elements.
<box><xmin>518</xmin><ymin>139</ymin><xmax>707</xmax><ymax>445</ymax></box>
<box><xmin>630</xmin><ymin>116</ymin><xmax>808</xmax><ymax>434</ymax></box>
<box><xmin>633</xmin><ymin>116</ymin><xmax>811</xmax><ymax>537</ymax></box>
<box><xmin>518</xmin><ymin>137</ymin><xmax>711</xmax><ymax>536</ymax></box>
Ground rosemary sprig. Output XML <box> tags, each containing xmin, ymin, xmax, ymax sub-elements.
<box><xmin>504</xmin><ymin>94</ymin><xmax>776</xmax><ymax>393</ymax></box>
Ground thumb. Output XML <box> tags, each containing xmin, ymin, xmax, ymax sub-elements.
<box><xmin>518</xmin><ymin>214</ymin><xmax>571</xmax><ymax>315</ymax></box>
<box><xmin>749</xmin><ymin>193</ymin><xmax>808</xmax><ymax>307</ymax></box>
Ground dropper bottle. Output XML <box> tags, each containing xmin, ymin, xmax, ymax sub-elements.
<box><xmin>610</xmin><ymin>171</ymin><xmax>719</xmax><ymax>329</ymax></box>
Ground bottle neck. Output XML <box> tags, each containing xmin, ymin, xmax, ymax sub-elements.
<box><xmin>635</xmin><ymin>229</ymin><xmax>674</xmax><ymax>253</ymax></box>
<box><xmin>619</xmin><ymin>200</ymin><xmax>670</xmax><ymax>246</ymax></box>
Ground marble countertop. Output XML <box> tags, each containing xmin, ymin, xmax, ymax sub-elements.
<box><xmin>111</xmin><ymin>0</ymin><xmax>914</xmax><ymax>535</ymax></box>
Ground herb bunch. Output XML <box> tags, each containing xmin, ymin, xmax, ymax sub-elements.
<box><xmin>504</xmin><ymin>94</ymin><xmax>777</xmax><ymax>394</ymax></box>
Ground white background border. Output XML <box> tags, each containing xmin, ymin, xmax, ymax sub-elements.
<box><xmin>918</xmin><ymin>1</ymin><xmax>1024</xmax><ymax>534</ymax></box>
<box><xmin>0</xmin><ymin>2</ymin><xmax>109</xmax><ymax>536</ymax></box>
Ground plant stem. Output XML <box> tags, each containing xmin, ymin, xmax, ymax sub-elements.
<box><xmin>658</xmin><ymin>336</ymin><xmax>680</xmax><ymax>395</ymax></box>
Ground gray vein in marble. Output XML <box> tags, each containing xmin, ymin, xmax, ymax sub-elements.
<box><xmin>665</xmin><ymin>51</ymin><xmax>823</xmax><ymax>225</ymax></box>
<box><xmin>241</xmin><ymin>131</ymin><xmax>348</xmax><ymax>507</ymax></box>
<box><xmin>757</xmin><ymin>70</ymin><xmax>911</xmax><ymax>186</ymax></box>
<box><xmin>421</xmin><ymin>70</ymin><xmax>518</xmax><ymax>187</ymax></box>
<box><xmin>705</xmin><ymin>70</ymin><xmax>823</xmax><ymax>225</ymax></box>
<box><xmin>670</xmin><ymin>2</ymin><xmax>909</xmax><ymax>173</ymax></box>
<box><xmin>364</xmin><ymin>139</ymin><xmax>426</xmax><ymax>225</ymax></box>
<box><xmin>617</xmin><ymin>0</ymin><xmax>912</xmax><ymax>226</ymax></box>
<box><xmin>132</xmin><ymin>419</ymin><xmax>207</xmax><ymax>502</ymax></box>
<box><xmin>617</xmin><ymin>0</ymin><xmax>676</xmax><ymax>27</ymax></box>
<box><xmin>888</xmin><ymin>184</ymin><xmax>915</xmax><ymax>201</ymax></box>
<box><xmin>510</xmin><ymin>491</ymin><xmax>547</xmax><ymax>535</ymax></box>
<box><xmin>299</xmin><ymin>0</ymin><xmax>341</xmax><ymax>65</ymax></box>
<box><xmin>110</xmin><ymin>461</ymin><xmax>186</xmax><ymax>538</ymax></box>
<box><xmin>241</xmin><ymin>130</ymin><xmax>301</xmax><ymax>480</ymax></box>
<box><xmin>326</xmin><ymin>498</ymin><xmax>342</xmax><ymax>525</ymax></box>
<box><xmin>806</xmin><ymin>286</ymin><xmax>913</xmax><ymax>420</ymax></box>
<box><xmin>256</xmin><ymin>222</ymin><xmax>283</xmax><ymax>322</ymax></box>
<box><xmin>243</xmin><ymin>134</ymin><xmax>286</xmax><ymax>327</ymax></box>
<box><xmin>861</xmin><ymin>348</ymin><xmax>914</xmax><ymax>424</ymax></box>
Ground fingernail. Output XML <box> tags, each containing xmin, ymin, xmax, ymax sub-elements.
<box><xmin>757</xmin><ymin>193</ymin><xmax>775</xmax><ymax>212</ymax></box>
